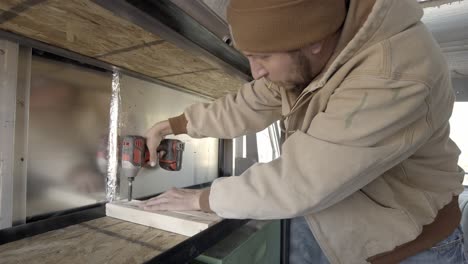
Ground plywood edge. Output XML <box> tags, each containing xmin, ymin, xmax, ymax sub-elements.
<box><xmin>105</xmin><ymin>201</ymin><xmax>221</xmax><ymax>237</ymax></box>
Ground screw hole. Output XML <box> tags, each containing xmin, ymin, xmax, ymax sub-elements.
<box><xmin>223</xmin><ymin>36</ymin><xmax>233</xmax><ymax>46</ymax></box>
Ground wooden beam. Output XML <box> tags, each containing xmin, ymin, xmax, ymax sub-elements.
<box><xmin>106</xmin><ymin>200</ymin><xmax>222</xmax><ymax>237</ymax></box>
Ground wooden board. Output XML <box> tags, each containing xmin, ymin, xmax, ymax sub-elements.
<box><xmin>0</xmin><ymin>217</ymin><xmax>188</xmax><ymax>264</ymax></box>
<box><xmin>0</xmin><ymin>0</ymin><xmax>245</xmax><ymax>98</ymax></box>
<box><xmin>160</xmin><ymin>69</ymin><xmax>242</xmax><ymax>98</ymax></box>
<box><xmin>106</xmin><ymin>200</ymin><xmax>222</xmax><ymax>237</ymax></box>
<box><xmin>0</xmin><ymin>0</ymin><xmax>161</xmax><ymax>58</ymax></box>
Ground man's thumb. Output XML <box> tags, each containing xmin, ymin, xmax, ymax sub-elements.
<box><xmin>147</xmin><ymin>145</ymin><xmax>158</xmax><ymax>167</ymax></box>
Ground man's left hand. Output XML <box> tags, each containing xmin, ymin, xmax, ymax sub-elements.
<box><xmin>141</xmin><ymin>188</ymin><xmax>203</xmax><ymax>211</ymax></box>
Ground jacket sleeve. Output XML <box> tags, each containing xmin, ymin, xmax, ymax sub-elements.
<box><xmin>209</xmin><ymin>77</ymin><xmax>434</xmax><ymax>219</ymax></box>
<box><xmin>181</xmin><ymin>78</ymin><xmax>282</xmax><ymax>139</ymax></box>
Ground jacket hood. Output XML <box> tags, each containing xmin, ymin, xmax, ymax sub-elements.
<box><xmin>305</xmin><ymin>0</ymin><xmax>424</xmax><ymax>93</ymax></box>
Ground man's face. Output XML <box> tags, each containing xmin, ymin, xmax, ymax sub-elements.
<box><xmin>243</xmin><ymin>40</ymin><xmax>331</xmax><ymax>91</ymax></box>
<box><xmin>244</xmin><ymin>45</ymin><xmax>323</xmax><ymax>90</ymax></box>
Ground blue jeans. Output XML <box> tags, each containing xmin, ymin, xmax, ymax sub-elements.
<box><xmin>289</xmin><ymin>216</ymin><xmax>468</xmax><ymax>264</ymax></box>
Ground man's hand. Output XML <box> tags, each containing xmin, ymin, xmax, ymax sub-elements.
<box><xmin>145</xmin><ymin>120</ymin><xmax>173</xmax><ymax>167</ymax></box>
<box><xmin>141</xmin><ymin>188</ymin><xmax>203</xmax><ymax>211</ymax></box>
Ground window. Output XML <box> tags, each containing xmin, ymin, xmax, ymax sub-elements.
<box><xmin>450</xmin><ymin>102</ymin><xmax>468</xmax><ymax>185</ymax></box>
<box><xmin>230</xmin><ymin>122</ymin><xmax>281</xmax><ymax>176</ymax></box>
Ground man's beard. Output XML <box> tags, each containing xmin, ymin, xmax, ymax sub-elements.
<box><xmin>269</xmin><ymin>52</ymin><xmax>313</xmax><ymax>91</ymax></box>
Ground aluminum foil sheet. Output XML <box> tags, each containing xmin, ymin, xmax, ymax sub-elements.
<box><xmin>106</xmin><ymin>70</ymin><xmax>121</xmax><ymax>201</ymax></box>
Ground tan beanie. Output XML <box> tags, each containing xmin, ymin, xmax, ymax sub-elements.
<box><xmin>227</xmin><ymin>0</ymin><xmax>347</xmax><ymax>53</ymax></box>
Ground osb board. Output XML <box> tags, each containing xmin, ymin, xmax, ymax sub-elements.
<box><xmin>0</xmin><ymin>0</ymin><xmax>245</xmax><ymax>98</ymax></box>
<box><xmin>0</xmin><ymin>0</ymin><xmax>161</xmax><ymax>57</ymax></box>
<box><xmin>99</xmin><ymin>41</ymin><xmax>243</xmax><ymax>97</ymax></box>
<box><xmin>160</xmin><ymin>69</ymin><xmax>242</xmax><ymax>98</ymax></box>
<box><xmin>101</xmin><ymin>41</ymin><xmax>214</xmax><ymax>78</ymax></box>
<box><xmin>0</xmin><ymin>217</ymin><xmax>187</xmax><ymax>264</ymax></box>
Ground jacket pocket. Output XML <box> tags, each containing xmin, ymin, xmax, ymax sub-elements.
<box><xmin>355</xmin><ymin>191</ymin><xmax>421</xmax><ymax>255</ymax></box>
<box><xmin>307</xmin><ymin>191</ymin><xmax>422</xmax><ymax>262</ymax></box>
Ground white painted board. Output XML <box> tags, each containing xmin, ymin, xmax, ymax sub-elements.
<box><xmin>105</xmin><ymin>200</ymin><xmax>222</xmax><ymax>237</ymax></box>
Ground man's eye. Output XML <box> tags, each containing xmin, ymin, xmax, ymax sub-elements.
<box><xmin>256</xmin><ymin>55</ymin><xmax>269</xmax><ymax>60</ymax></box>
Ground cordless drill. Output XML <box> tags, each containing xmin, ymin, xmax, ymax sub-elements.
<box><xmin>121</xmin><ymin>135</ymin><xmax>184</xmax><ymax>201</ymax></box>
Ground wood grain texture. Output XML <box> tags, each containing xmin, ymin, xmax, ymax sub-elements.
<box><xmin>0</xmin><ymin>217</ymin><xmax>188</xmax><ymax>264</ymax></box>
<box><xmin>160</xmin><ymin>69</ymin><xmax>243</xmax><ymax>98</ymax></box>
<box><xmin>100</xmin><ymin>41</ymin><xmax>213</xmax><ymax>78</ymax></box>
<box><xmin>106</xmin><ymin>200</ymin><xmax>222</xmax><ymax>237</ymax></box>
<box><xmin>0</xmin><ymin>0</ymin><xmax>161</xmax><ymax>57</ymax></box>
<box><xmin>0</xmin><ymin>0</ymin><xmax>246</xmax><ymax>98</ymax></box>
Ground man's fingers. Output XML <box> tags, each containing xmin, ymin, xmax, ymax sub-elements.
<box><xmin>143</xmin><ymin>188</ymin><xmax>182</xmax><ymax>204</ymax></box>
<box><xmin>143</xmin><ymin>202</ymin><xmax>186</xmax><ymax>212</ymax></box>
<box><xmin>147</xmin><ymin>143</ymin><xmax>158</xmax><ymax>167</ymax></box>
<box><xmin>139</xmin><ymin>187</ymin><xmax>201</xmax><ymax>212</ymax></box>
<box><xmin>142</xmin><ymin>197</ymin><xmax>178</xmax><ymax>211</ymax></box>
<box><xmin>144</xmin><ymin>197</ymin><xmax>170</xmax><ymax>206</ymax></box>
<box><xmin>142</xmin><ymin>189</ymin><xmax>182</xmax><ymax>206</ymax></box>
<box><xmin>159</xmin><ymin>188</ymin><xmax>185</xmax><ymax>198</ymax></box>
<box><xmin>143</xmin><ymin>202</ymin><xmax>168</xmax><ymax>211</ymax></box>
<box><xmin>144</xmin><ymin>130</ymin><xmax>162</xmax><ymax>167</ymax></box>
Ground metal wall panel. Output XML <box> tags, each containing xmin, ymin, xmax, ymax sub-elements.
<box><xmin>202</xmin><ymin>0</ymin><xmax>229</xmax><ymax>22</ymax></box>
<box><xmin>0</xmin><ymin>40</ymin><xmax>19</xmax><ymax>229</ymax></box>
<box><xmin>27</xmin><ymin>56</ymin><xmax>111</xmax><ymax>217</ymax></box>
<box><xmin>25</xmin><ymin>55</ymin><xmax>218</xmax><ymax>217</ymax></box>
<box><xmin>12</xmin><ymin>46</ymin><xmax>31</xmax><ymax>225</ymax></box>
<box><xmin>119</xmin><ymin>74</ymin><xmax>218</xmax><ymax>199</ymax></box>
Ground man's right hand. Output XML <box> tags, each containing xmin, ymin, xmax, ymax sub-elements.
<box><xmin>145</xmin><ymin>120</ymin><xmax>173</xmax><ymax>167</ymax></box>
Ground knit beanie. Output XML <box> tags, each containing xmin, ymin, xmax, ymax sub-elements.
<box><xmin>227</xmin><ymin>0</ymin><xmax>347</xmax><ymax>53</ymax></box>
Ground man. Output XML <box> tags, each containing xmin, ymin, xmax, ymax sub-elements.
<box><xmin>142</xmin><ymin>0</ymin><xmax>466</xmax><ymax>263</ymax></box>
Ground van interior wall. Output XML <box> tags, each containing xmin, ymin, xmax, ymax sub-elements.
<box><xmin>26</xmin><ymin>55</ymin><xmax>218</xmax><ymax>218</ymax></box>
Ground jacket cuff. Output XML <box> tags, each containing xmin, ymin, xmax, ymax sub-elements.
<box><xmin>199</xmin><ymin>188</ymin><xmax>213</xmax><ymax>213</ymax></box>
<box><xmin>168</xmin><ymin>113</ymin><xmax>188</xmax><ymax>135</ymax></box>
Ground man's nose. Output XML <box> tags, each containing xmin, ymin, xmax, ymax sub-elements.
<box><xmin>248</xmin><ymin>58</ymin><xmax>267</xmax><ymax>80</ymax></box>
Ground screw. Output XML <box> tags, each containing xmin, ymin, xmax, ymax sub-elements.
<box><xmin>223</xmin><ymin>36</ymin><xmax>233</xmax><ymax>46</ymax></box>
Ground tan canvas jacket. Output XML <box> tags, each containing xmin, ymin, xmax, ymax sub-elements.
<box><xmin>168</xmin><ymin>0</ymin><xmax>465</xmax><ymax>263</ymax></box>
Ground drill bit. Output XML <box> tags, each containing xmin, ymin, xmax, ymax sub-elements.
<box><xmin>128</xmin><ymin>177</ymin><xmax>134</xmax><ymax>201</ymax></box>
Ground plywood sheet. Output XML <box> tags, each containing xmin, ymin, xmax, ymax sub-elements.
<box><xmin>100</xmin><ymin>41</ymin><xmax>214</xmax><ymax>78</ymax></box>
<box><xmin>102</xmin><ymin>40</ymin><xmax>244</xmax><ymax>96</ymax></box>
<box><xmin>0</xmin><ymin>0</ymin><xmax>246</xmax><ymax>98</ymax></box>
<box><xmin>106</xmin><ymin>200</ymin><xmax>222</xmax><ymax>237</ymax></box>
<box><xmin>160</xmin><ymin>69</ymin><xmax>242</xmax><ymax>98</ymax></box>
<box><xmin>0</xmin><ymin>217</ymin><xmax>187</xmax><ymax>264</ymax></box>
<box><xmin>0</xmin><ymin>0</ymin><xmax>161</xmax><ymax>57</ymax></box>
